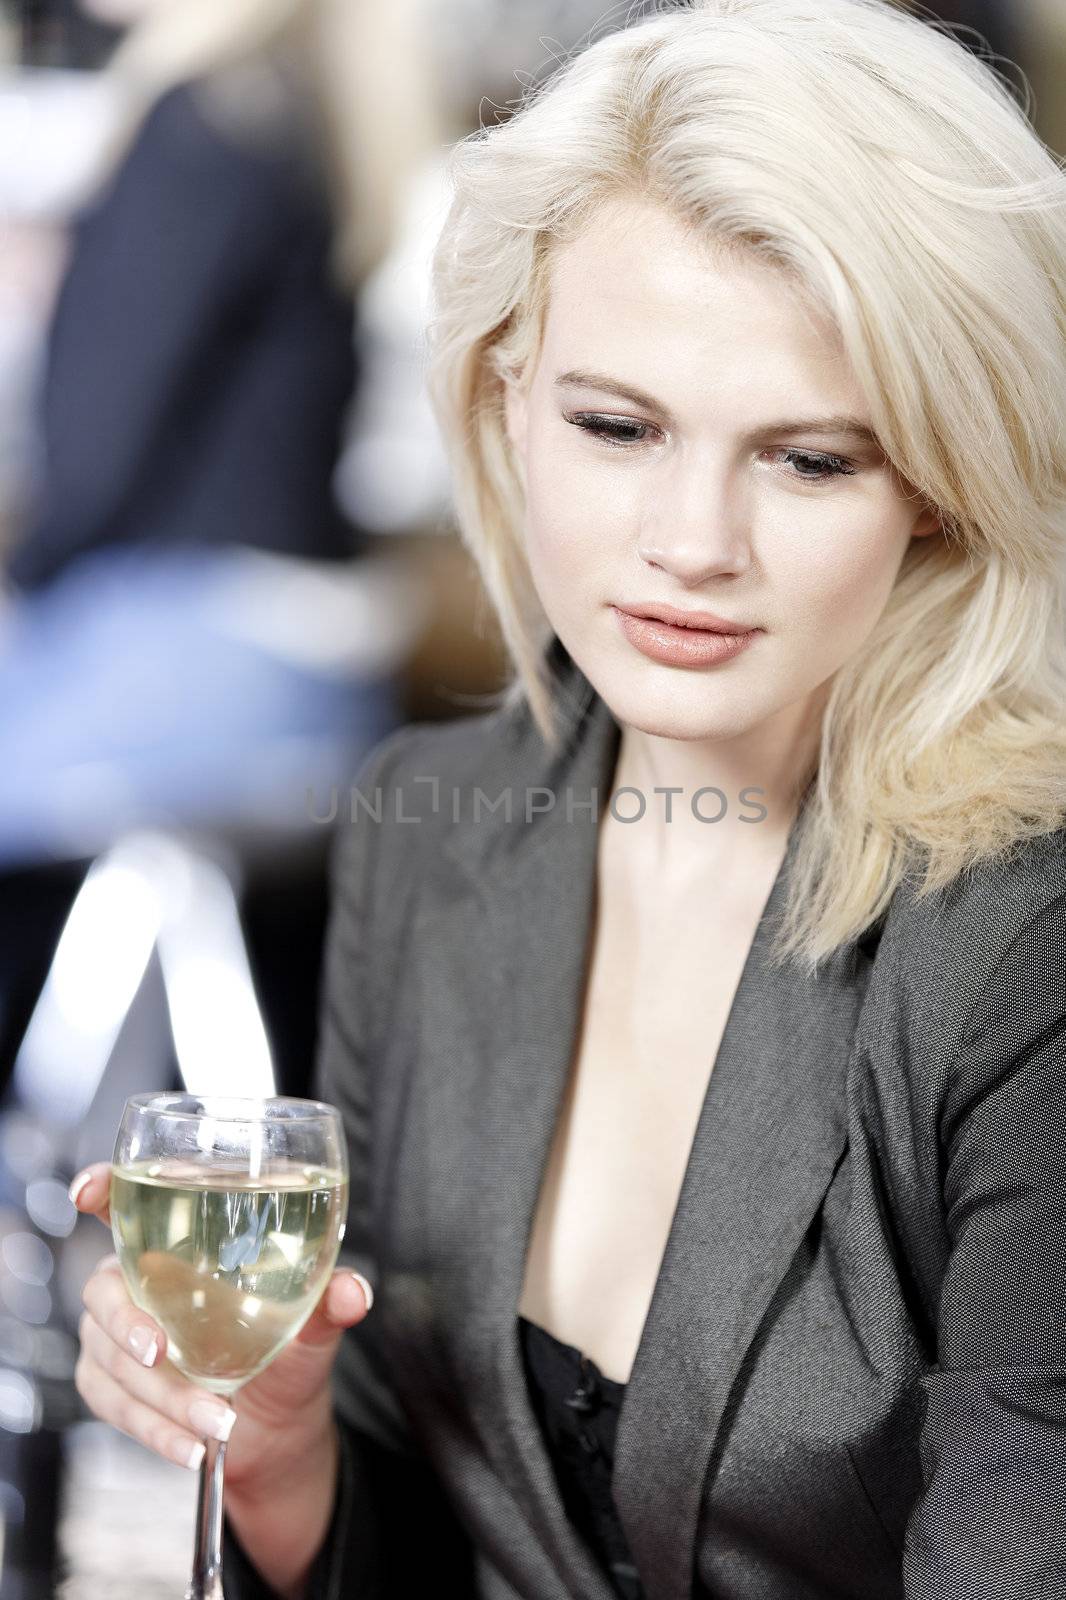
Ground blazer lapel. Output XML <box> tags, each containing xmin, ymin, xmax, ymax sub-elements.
<box><xmin>609</xmin><ymin>839</ymin><xmax>865</xmax><ymax>1600</ymax></box>
<box><xmin>418</xmin><ymin>641</ymin><xmax>866</xmax><ymax>1600</ymax></box>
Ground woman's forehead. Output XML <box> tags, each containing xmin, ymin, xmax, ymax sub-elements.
<box><xmin>537</xmin><ymin>199</ymin><xmax>858</xmax><ymax>415</ymax></box>
<box><xmin>543</xmin><ymin>195</ymin><xmax>830</xmax><ymax>338</ymax></box>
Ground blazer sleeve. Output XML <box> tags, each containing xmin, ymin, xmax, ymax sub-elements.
<box><xmin>902</xmin><ymin>888</ymin><xmax>1066</xmax><ymax>1600</ymax></box>
<box><xmin>222</xmin><ymin>727</ymin><xmax>478</xmax><ymax>1599</ymax></box>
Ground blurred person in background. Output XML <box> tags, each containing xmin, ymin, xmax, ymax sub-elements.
<box><xmin>0</xmin><ymin>0</ymin><xmax>439</xmax><ymax>1093</ymax></box>
<box><xmin>0</xmin><ymin>0</ymin><xmax>438</xmax><ymax>859</ymax></box>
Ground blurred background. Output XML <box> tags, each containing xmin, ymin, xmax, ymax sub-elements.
<box><xmin>0</xmin><ymin>0</ymin><xmax>1056</xmax><ymax>1593</ymax></box>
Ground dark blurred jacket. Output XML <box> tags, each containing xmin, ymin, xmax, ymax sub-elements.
<box><xmin>7</xmin><ymin>75</ymin><xmax>359</xmax><ymax>594</ymax></box>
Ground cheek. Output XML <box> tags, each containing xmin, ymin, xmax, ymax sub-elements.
<box><xmin>522</xmin><ymin>432</ymin><xmax>635</xmax><ymax>592</ymax></box>
<box><xmin>770</xmin><ymin>508</ymin><xmax>910</xmax><ymax>643</ymax></box>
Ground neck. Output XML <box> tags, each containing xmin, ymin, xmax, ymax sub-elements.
<box><xmin>606</xmin><ymin>691</ymin><xmax>825</xmax><ymax>877</ymax></box>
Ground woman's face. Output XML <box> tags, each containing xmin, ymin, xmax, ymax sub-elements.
<box><xmin>504</xmin><ymin>194</ymin><xmax>939</xmax><ymax>745</ymax></box>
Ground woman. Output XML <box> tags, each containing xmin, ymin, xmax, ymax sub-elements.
<box><xmin>68</xmin><ymin>1</ymin><xmax>1066</xmax><ymax>1597</ymax></box>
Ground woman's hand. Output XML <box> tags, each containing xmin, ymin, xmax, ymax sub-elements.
<box><xmin>69</xmin><ymin>1161</ymin><xmax>372</xmax><ymax>1493</ymax></box>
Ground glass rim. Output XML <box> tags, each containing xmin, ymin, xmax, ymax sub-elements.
<box><xmin>122</xmin><ymin>1092</ymin><xmax>341</xmax><ymax>1125</ymax></box>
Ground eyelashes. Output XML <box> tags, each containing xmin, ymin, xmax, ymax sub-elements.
<box><xmin>568</xmin><ymin>414</ymin><xmax>652</xmax><ymax>447</ymax></box>
<box><xmin>564</xmin><ymin>412</ymin><xmax>858</xmax><ymax>482</ymax></box>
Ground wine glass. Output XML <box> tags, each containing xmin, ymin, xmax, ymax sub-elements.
<box><xmin>110</xmin><ymin>1092</ymin><xmax>350</xmax><ymax>1600</ymax></box>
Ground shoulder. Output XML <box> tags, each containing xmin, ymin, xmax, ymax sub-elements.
<box><xmin>884</xmin><ymin>823</ymin><xmax>1066</xmax><ymax>983</ymax></box>
<box><xmin>352</xmin><ymin>703</ymin><xmax>521</xmax><ymax>809</ymax></box>
<box><xmin>330</xmin><ymin>702</ymin><xmax>523</xmax><ymax>881</ymax></box>
<box><xmin>868</xmin><ymin>823</ymin><xmax>1066</xmax><ymax>1091</ymax></box>
<box><xmin>116</xmin><ymin>76</ymin><xmax>314</xmax><ymax>212</ymax></box>
<box><xmin>122</xmin><ymin>82</ymin><xmax>223</xmax><ymax>171</ymax></box>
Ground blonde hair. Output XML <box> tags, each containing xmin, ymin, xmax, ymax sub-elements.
<box><xmin>101</xmin><ymin>0</ymin><xmax>439</xmax><ymax>285</ymax></box>
<box><xmin>426</xmin><ymin>0</ymin><xmax>1066</xmax><ymax>971</ymax></box>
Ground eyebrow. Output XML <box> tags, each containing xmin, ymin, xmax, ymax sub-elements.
<box><xmin>553</xmin><ymin>368</ymin><xmax>882</xmax><ymax>449</ymax></box>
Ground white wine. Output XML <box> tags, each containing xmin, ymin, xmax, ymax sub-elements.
<box><xmin>110</xmin><ymin>1157</ymin><xmax>349</xmax><ymax>1394</ymax></box>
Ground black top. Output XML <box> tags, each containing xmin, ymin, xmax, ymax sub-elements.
<box><xmin>518</xmin><ymin>1315</ymin><xmax>645</xmax><ymax>1600</ymax></box>
<box><xmin>7</xmin><ymin>74</ymin><xmax>359</xmax><ymax>595</ymax></box>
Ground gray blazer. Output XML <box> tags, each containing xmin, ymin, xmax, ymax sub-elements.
<box><xmin>223</xmin><ymin>638</ymin><xmax>1066</xmax><ymax>1600</ymax></box>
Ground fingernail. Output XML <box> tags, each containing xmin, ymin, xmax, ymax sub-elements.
<box><xmin>350</xmin><ymin>1271</ymin><xmax>374</xmax><ymax>1314</ymax></box>
<box><xmin>127</xmin><ymin>1326</ymin><xmax>158</xmax><ymax>1367</ymax></box>
<box><xmin>68</xmin><ymin>1171</ymin><xmax>92</xmax><ymax>1206</ymax></box>
<box><xmin>188</xmin><ymin>1400</ymin><xmax>238</xmax><ymax>1442</ymax></box>
<box><xmin>184</xmin><ymin>1440</ymin><xmax>206</xmax><ymax>1471</ymax></box>
<box><xmin>98</xmin><ymin>1253</ymin><xmax>119</xmax><ymax>1270</ymax></box>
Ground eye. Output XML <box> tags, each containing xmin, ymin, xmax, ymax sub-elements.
<box><xmin>768</xmin><ymin>448</ymin><xmax>857</xmax><ymax>482</ymax></box>
<box><xmin>565</xmin><ymin>412</ymin><xmax>658</xmax><ymax>447</ymax></box>
<box><xmin>565</xmin><ymin>416</ymin><xmax>858</xmax><ymax>481</ymax></box>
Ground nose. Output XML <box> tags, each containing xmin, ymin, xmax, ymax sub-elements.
<box><xmin>636</xmin><ymin>459</ymin><xmax>753</xmax><ymax>584</ymax></box>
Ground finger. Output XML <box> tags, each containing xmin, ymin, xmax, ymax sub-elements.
<box><xmin>68</xmin><ymin>1162</ymin><xmax>114</xmax><ymax>1225</ymax></box>
<box><xmin>73</xmin><ymin>1349</ymin><xmax>209</xmax><ymax>1472</ymax></box>
<box><xmin>79</xmin><ymin>1313</ymin><xmax>238</xmax><ymax>1444</ymax></box>
<box><xmin>81</xmin><ymin>1257</ymin><xmax>168</xmax><ymax>1368</ymax></box>
<box><xmin>294</xmin><ymin>1269</ymin><xmax>374</xmax><ymax>1349</ymax></box>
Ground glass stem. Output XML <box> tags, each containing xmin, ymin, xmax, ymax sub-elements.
<box><xmin>186</xmin><ymin>1433</ymin><xmax>228</xmax><ymax>1600</ymax></box>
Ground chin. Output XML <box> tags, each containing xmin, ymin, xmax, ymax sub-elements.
<box><xmin>585</xmin><ymin>663</ymin><xmax>759</xmax><ymax>743</ymax></box>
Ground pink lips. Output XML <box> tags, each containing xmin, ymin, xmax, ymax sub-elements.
<box><xmin>612</xmin><ymin>604</ymin><xmax>760</xmax><ymax>668</ymax></box>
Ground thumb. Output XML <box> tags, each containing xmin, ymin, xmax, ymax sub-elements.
<box><xmin>295</xmin><ymin>1269</ymin><xmax>374</xmax><ymax>1349</ymax></box>
<box><xmin>238</xmin><ymin>1270</ymin><xmax>373</xmax><ymax>1416</ymax></box>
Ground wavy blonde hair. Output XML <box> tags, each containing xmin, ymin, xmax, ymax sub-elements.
<box><xmin>425</xmin><ymin>0</ymin><xmax>1066</xmax><ymax>971</ymax></box>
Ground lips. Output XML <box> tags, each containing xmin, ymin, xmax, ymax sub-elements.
<box><xmin>616</xmin><ymin>603</ymin><xmax>755</xmax><ymax>635</ymax></box>
<box><xmin>612</xmin><ymin>606</ymin><xmax>760</xmax><ymax>669</ymax></box>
